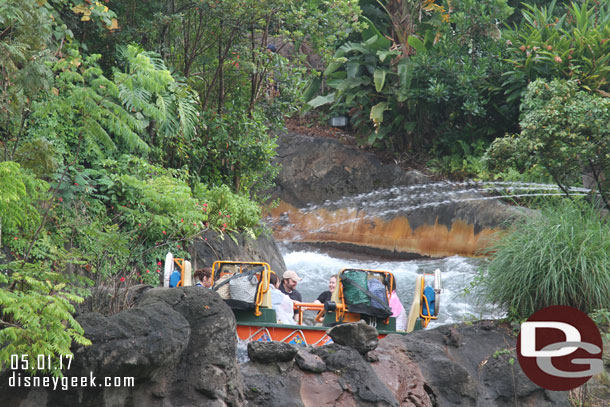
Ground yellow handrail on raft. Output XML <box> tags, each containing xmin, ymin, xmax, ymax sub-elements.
<box><xmin>211</xmin><ymin>261</ymin><xmax>272</xmax><ymax>317</ymax></box>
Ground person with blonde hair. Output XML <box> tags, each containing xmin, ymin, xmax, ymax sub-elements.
<box><xmin>314</xmin><ymin>275</ymin><xmax>337</xmax><ymax>304</ymax></box>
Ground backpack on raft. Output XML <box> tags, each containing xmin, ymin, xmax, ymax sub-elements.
<box><xmin>340</xmin><ymin>269</ymin><xmax>392</xmax><ymax>319</ymax></box>
<box><xmin>422</xmin><ymin>285</ymin><xmax>436</xmax><ymax>316</ymax></box>
<box><xmin>212</xmin><ymin>265</ymin><xmax>264</xmax><ymax>310</ymax></box>
<box><xmin>169</xmin><ymin>270</ymin><xmax>182</xmax><ymax>287</ymax></box>
<box><xmin>368</xmin><ymin>278</ymin><xmax>389</xmax><ymax>311</ymax></box>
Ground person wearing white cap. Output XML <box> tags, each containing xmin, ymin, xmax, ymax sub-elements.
<box><xmin>279</xmin><ymin>270</ymin><xmax>303</xmax><ymax>303</ymax></box>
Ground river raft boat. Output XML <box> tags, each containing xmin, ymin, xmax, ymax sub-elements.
<box><xmin>206</xmin><ymin>261</ymin><xmax>442</xmax><ymax>347</ymax></box>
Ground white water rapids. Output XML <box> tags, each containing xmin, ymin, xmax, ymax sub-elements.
<box><xmin>272</xmin><ymin>181</ymin><xmax>596</xmax><ymax>327</ymax></box>
<box><xmin>280</xmin><ymin>244</ymin><xmax>505</xmax><ymax>328</ymax></box>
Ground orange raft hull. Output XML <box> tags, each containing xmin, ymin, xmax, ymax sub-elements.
<box><xmin>236</xmin><ymin>323</ymin><xmax>390</xmax><ymax>347</ymax></box>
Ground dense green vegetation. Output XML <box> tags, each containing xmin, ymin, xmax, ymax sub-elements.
<box><xmin>310</xmin><ymin>0</ymin><xmax>610</xmax><ymax>183</ymax></box>
<box><xmin>0</xmin><ymin>0</ymin><xmax>359</xmax><ymax>375</ymax></box>
<box><xmin>1</xmin><ymin>0</ymin><xmax>609</xmax><ymax>377</ymax></box>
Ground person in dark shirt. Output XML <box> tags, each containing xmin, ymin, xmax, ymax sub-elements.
<box><xmin>279</xmin><ymin>270</ymin><xmax>303</xmax><ymax>302</ymax></box>
<box><xmin>314</xmin><ymin>275</ymin><xmax>337</xmax><ymax>304</ymax></box>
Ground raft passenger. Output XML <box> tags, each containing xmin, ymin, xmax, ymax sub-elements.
<box><xmin>279</xmin><ymin>270</ymin><xmax>303</xmax><ymax>302</ymax></box>
<box><xmin>389</xmin><ymin>278</ymin><xmax>407</xmax><ymax>331</ymax></box>
<box><xmin>270</xmin><ymin>273</ymin><xmax>296</xmax><ymax>325</ymax></box>
<box><xmin>314</xmin><ymin>275</ymin><xmax>337</xmax><ymax>305</ymax></box>
<box><xmin>194</xmin><ymin>267</ymin><xmax>213</xmax><ymax>288</ymax></box>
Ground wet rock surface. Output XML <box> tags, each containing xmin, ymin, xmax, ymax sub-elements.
<box><xmin>248</xmin><ymin>341</ymin><xmax>298</xmax><ymax>363</ymax></box>
<box><xmin>269</xmin><ymin>132</ymin><xmax>429</xmax><ymax>207</ymax></box>
<box><xmin>0</xmin><ymin>303</ymin><xmax>572</xmax><ymax>407</ymax></box>
<box><xmin>327</xmin><ymin>320</ymin><xmax>379</xmax><ymax>355</ymax></box>
<box><xmin>1</xmin><ymin>287</ymin><xmax>245</xmax><ymax>407</ymax></box>
<box><xmin>192</xmin><ymin>229</ymin><xmax>286</xmax><ymax>275</ymax></box>
<box><xmin>267</xmin><ymin>132</ymin><xmax>533</xmax><ymax>258</ymax></box>
<box><xmin>239</xmin><ymin>321</ymin><xmax>570</xmax><ymax>407</ymax></box>
<box><xmin>403</xmin><ymin>321</ymin><xmax>570</xmax><ymax>407</ymax></box>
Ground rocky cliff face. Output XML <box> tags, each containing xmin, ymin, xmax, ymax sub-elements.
<box><xmin>267</xmin><ymin>132</ymin><xmax>531</xmax><ymax>258</ymax></box>
<box><xmin>2</xmin><ymin>290</ymin><xmax>570</xmax><ymax>407</ymax></box>
<box><xmin>1</xmin><ymin>287</ymin><xmax>246</xmax><ymax>407</ymax></box>
<box><xmin>241</xmin><ymin>321</ymin><xmax>570</xmax><ymax>407</ymax></box>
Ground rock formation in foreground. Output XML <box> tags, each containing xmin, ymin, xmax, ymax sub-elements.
<box><xmin>0</xmin><ymin>288</ymin><xmax>571</xmax><ymax>407</ymax></box>
<box><xmin>242</xmin><ymin>320</ymin><xmax>570</xmax><ymax>407</ymax></box>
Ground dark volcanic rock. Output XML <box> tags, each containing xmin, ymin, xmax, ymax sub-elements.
<box><xmin>327</xmin><ymin>320</ymin><xmax>379</xmax><ymax>354</ymax></box>
<box><xmin>270</xmin><ymin>132</ymin><xmax>429</xmax><ymax>207</ymax></box>
<box><xmin>191</xmin><ymin>229</ymin><xmax>286</xmax><ymax>275</ymax></box>
<box><xmin>1</xmin><ymin>287</ymin><xmax>245</xmax><ymax>407</ymax></box>
<box><xmin>294</xmin><ymin>350</ymin><xmax>326</xmax><ymax>373</ymax></box>
<box><xmin>247</xmin><ymin>341</ymin><xmax>298</xmax><ymax>363</ymax></box>
<box><xmin>242</xmin><ymin>343</ymin><xmax>399</xmax><ymax>407</ymax></box>
<box><xmin>369</xmin><ymin>335</ymin><xmax>433</xmax><ymax>407</ymax></box>
<box><xmin>403</xmin><ymin>321</ymin><xmax>570</xmax><ymax>407</ymax></box>
<box><xmin>240</xmin><ymin>321</ymin><xmax>572</xmax><ymax>407</ymax></box>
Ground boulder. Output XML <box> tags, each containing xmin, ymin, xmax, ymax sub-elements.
<box><xmin>369</xmin><ymin>335</ymin><xmax>433</xmax><ymax>407</ymax></box>
<box><xmin>327</xmin><ymin>320</ymin><xmax>379</xmax><ymax>354</ymax></box>
<box><xmin>0</xmin><ymin>287</ymin><xmax>246</xmax><ymax>407</ymax></box>
<box><xmin>403</xmin><ymin>321</ymin><xmax>570</xmax><ymax>406</ymax></box>
<box><xmin>239</xmin><ymin>321</ymin><xmax>572</xmax><ymax>407</ymax></box>
<box><xmin>191</xmin><ymin>229</ymin><xmax>286</xmax><ymax>275</ymax></box>
<box><xmin>241</xmin><ymin>343</ymin><xmax>399</xmax><ymax>407</ymax></box>
<box><xmin>295</xmin><ymin>350</ymin><xmax>326</xmax><ymax>373</ymax></box>
<box><xmin>247</xmin><ymin>341</ymin><xmax>298</xmax><ymax>363</ymax></box>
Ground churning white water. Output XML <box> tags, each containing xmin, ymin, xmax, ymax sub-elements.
<box><xmin>280</xmin><ymin>244</ymin><xmax>505</xmax><ymax>327</ymax></box>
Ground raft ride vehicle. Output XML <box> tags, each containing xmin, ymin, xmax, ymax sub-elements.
<box><xmin>207</xmin><ymin>260</ymin><xmax>442</xmax><ymax>347</ymax></box>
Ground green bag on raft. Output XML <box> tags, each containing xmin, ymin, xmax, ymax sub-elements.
<box><xmin>341</xmin><ymin>270</ymin><xmax>369</xmax><ymax>306</ymax></box>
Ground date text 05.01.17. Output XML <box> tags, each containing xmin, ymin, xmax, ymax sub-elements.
<box><xmin>10</xmin><ymin>354</ymin><xmax>73</xmax><ymax>372</ymax></box>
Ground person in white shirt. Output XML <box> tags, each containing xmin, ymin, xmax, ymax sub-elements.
<box><xmin>269</xmin><ymin>273</ymin><xmax>296</xmax><ymax>325</ymax></box>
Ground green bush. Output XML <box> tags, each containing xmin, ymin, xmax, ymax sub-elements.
<box><xmin>480</xmin><ymin>199</ymin><xmax>610</xmax><ymax>319</ymax></box>
<box><xmin>194</xmin><ymin>184</ymin><xmax>263</xmax><ymax>238</ymax></box>
<box><xmin>191</xmin><ymin>108</ymin><xmax>279</xmax><ymax>195</ymax></box>
<box><xmin>487</xmin><ymin>78</ymin><xmax>610</xmax><ymax>209</ymax></box>
<box><xmin>502</xmin><ymin>0</ymin><xmax>610</xmax><ymax>105</ymax></box>
<box><xmin>311</xmin><ymin>0</ymin><xmax>516</xmax><ymax>153</ymax></box>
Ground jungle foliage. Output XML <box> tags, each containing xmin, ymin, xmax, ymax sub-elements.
<box><xmin>0</xmin><ymin>0</ymin><xmax>360</xmax><ymax>376</ymax></box>
<box><xmin>2</xmin><ymin>0</ymin><xmax>610</xmax><ymax>378</ymax></box>
<box><xmin>309</xmin><ymin>0</ymin><xmax>517</xmax><ymax>154</ymax></box>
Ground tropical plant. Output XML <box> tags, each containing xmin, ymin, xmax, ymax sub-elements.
<box><xmin>310</xmin><ymin>0</ymin><xmax>515</xmax><ymax>152</ymax></box>
<box><xmin>502</xmin><ymin>0</ymin><xmax>610</xmax><ymax>105</ymax></box>
<box><xmin>113</xmin><ymin>45</ymin><xmax>200</xmax><ymax>168</ymax></box>
<box><xmin>90</xmin><ymin>0</ymin><xmax>361</xmax><ymax>114</ymax></box>
<box><xmin>0</xmin><ymin>162</ymin><xmax>92</xmax><ymax>377</ymax></box>
<box><xmin>480</xmin><ymin>199</ymin><xmax>610</xmax><ymax>319</ymax></box>
<box><xmin>0</xmin><ymin>258</ymin><xmax>92</xmax><ymax>378</ymax></box>
<box><xmin>192</xmin><ymin>108</ymin><xmax>279</xmax><ymax>194</ymax></box>
<box><xmin>194</xmin><ymin>183</ymin><xmax>263</xmax><ymax>237</ymax></box>
<box><xmin>0</xmin><ymin>0</ymin><xmax>279</xmax><ymax>378</ymax></box>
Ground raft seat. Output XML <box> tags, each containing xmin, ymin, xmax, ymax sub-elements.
<box><xmin>211</xmin><ymin>261</ymin><xmax>272</xmax><ymax>317</ymax></box>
